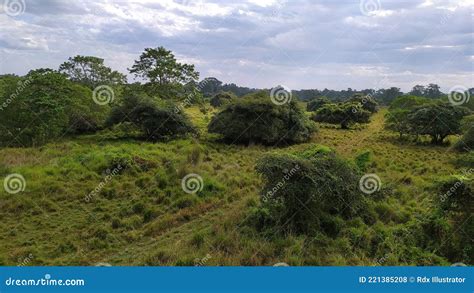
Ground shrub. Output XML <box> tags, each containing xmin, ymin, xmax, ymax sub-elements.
<box><xmin>453</xmin><ymin>127</ymin><xmax>474</xmax><ymax>152</ymax></box>
<box><xmin>306</xmin><ymin>97</ymin><xmax>329</xmax><ymax>112</ymax></box>
<box><xmin>0</xmin><ymin>70</ymin><xmax>108</xmax><ymax>147</ymax></box>
<box><xmin>208</xmin><ymin>91</ymin><xmax>316</xmax><ymax>145</ymax></box>
<box><xmin>312</xmin><ymin>102</ymin><xmax>371</xmax><ymax>129</ymax></box>
<box><xmin>210</xmin><ymin>91</ymin><xmax>236</xmax><ymax>107</ymax></box>
<box><xmin>347</xmin><ymin>94</ymin><xmax>378</xmax><ymax>113</ymax></box>
<box><xmin>254</xmin><ymin>146</ymin><xmax>362</xmax><ymax>234</ymax></box>
<box><xmin>107</xmin><ymin>95</ymin><xmax>197</xmax><ymax>140</ymax></box>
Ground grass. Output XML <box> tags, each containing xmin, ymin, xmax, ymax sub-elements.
<box><xmin>0</xmin><ymin>107</ymin><xmax>469</xmax><ymax>266</ymax></box>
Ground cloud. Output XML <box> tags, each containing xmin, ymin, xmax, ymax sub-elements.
<box><xmin>0</xmin><ymin>0</ymin><xmax>472</xmax><ymax>91</ymax></box>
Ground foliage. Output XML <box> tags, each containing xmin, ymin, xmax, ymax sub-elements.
<box><xmin>306</xmin><ymin>97</ymin><xmax>329</xmax><ymax>112</ymax></box>
<box><xmin>59</xmin><ymin>55</ymin><xmax>126</xmax><ymax>88</ymax></box>
<box><xmin>347</xmin><ymin>94</ymin><xmax>378</xmax><ymax>113</ymax></box>
<box><xmin>388</xmin><ymin>95</ymin><xmax>431</xmax><ymax>111</ymax></box>
<box><xmin>408</xmin><ymin>103</ymin><xmax>467</xmax><ymax>144</ymax></box>
<box><xmin>0</xmin><ymin>70</ymin><xmax>108</xmax><ymax>147</ymax></box>
<box><xmin>209</xmin><ymin>91</ymin><xmax>236</xmax><ymax>108</ymax></box>
<box><xmin>253</xmin><ymin>146</ymin><xmax>362</xmax><ymax>234</ymax></box>
<box><xmin>106</xmin><ymin>95</ymin><xmax>197</xmax><ymax>140</ymax></box>
<box><xmin>208</xmin><ymin>91</ymin><xmax>316</xmax><ymax>145</ymax></box>
<box><xmin>453</xmin><ymin>127</ymin><xmax>474</xmax><ymax>152</ymax></box>
<box><xmin>312</xmin><ymin>102</ymin><xmax>371</xmax><ymax>129</ymax></box>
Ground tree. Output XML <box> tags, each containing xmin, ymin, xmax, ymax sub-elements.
<box><xmin>208</xmin><ymin>91</ymin><xmax>316</xmax><ymax>145</ymax></box>
<box><xmin>425</xmin><ymin>83</ymin><xmax>442</xmax><ymax>99</ymax></box>
<box><xmin>347</xmin><ymin>94</ymin><xmax>378</xmax><ymax>113</ymax></box>
<box><xmin>408</xmin><ymin>103</ymin><xmax>467</xmax><ymax>144</ymax></box>
<box><xmin>374</xmin><ymin>87</ymin><xmax>402</xmax><ymax>105</ymax></box>
<box><xmin>253</xmin><ymin>145</ymin><xmax>362</xmax><ymax>234</ymax></box>
<box><xmin>306</xmin><ymin>96</ymin><xmax>329</xmax><ymax>112</ymax></box>
<box><xmin>59</xmin><ymin>55</ymin><xmax>126</xmax><ymax>88</ymax></box>
<box><xmin>210</xmin><ymin>91</ymin><xmax>235</xmax><ymax>108</ymax></box>
<box><xmin>410</xmin><ymin>85</ymin><xmax>425</xmax><ymax>97</ymax></box>
<box><xmin>129</xmin><ymin>47</ymin><xmax>198</xmax><ymax>86</ymax></box>
<box><xmin>107</xmin><ymin>95</ymin><xmax>196</xmax><ymax>141</ymax></box>
<box><xmin>384</xmin><ymin>109</ymin><xmax>412</xmax><ymax>139</ymax></box>
<box><xmin>312</xmin><ymin>102</ymin><xmax>371</xmax><ymax>129</ymax></box>
<box><xmin>198</xmin><ymin>77</ymin><xmax>222</xmax><ymax>97</ymax></box>
<box><xmin>0</xmin><ymin>69</ymin><xmax>106</xmax><ymax>147</ymax></box>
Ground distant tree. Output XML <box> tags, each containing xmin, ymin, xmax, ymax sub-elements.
<box><xmin>129</xmin><ymin>47</ymin><xmax>198</xmax><ymax>86</ymax></box>
<box><xmin>347</xmin><ymin>94</ymin><xmax>378</xmax><ymax>113</ymax></box>
<box><xmin>59</xmin><ymin>55</ymin><xmax>126</xmax><ymax>88</ymax></box>
<box><xmin>374</xmin><ymin>87</ymin><xmax>402</xmax><ymax>105</ymax></box>
<box><xmin>199</xmin><ymin>77</ymin><xmax>222</xmax><ymax>96</ymax></box>
<box><xmin>424</xmin><ymin>83</ymin><xmax>442</xmax><ymax>99</ymax></box>
<box><xmin>408</xmin><ymin>103</ymin><xmax>467</xmax><ymax>144</ymax></box>
<box><xmin>208</xmin><ymin>91</ymin><xmax>316</xmax><ymax>145</ymax></box>
<box><xmin>389</xmin><ymin>95</ymin><xmax>431</xmax><ymax>110</ymax></box>
<box><xmin>410</xmin><ymin>85</ymin><xmax>425</xmax><ymax>97</ymax></box>
<box><xmin>210</xmin><ymin>91</ymin><xmax>236</xmax><ymax>108</ymax></box>
<box><xmin>312</xmin><ymin>103</ymin><xmax>371</xmax><ymax>129</ymax></box>
<box><xmin>306</xmin><ymin>96</ymin><xmax>329</xmax><ymax>112</ymax></box>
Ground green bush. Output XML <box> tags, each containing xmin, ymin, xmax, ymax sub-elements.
<box><xmin>208</xmin><ymin>91</ymin><xmax>316</xmax><ymax>145</ymax></box>
<box><xmin>210</xmin><ymin>91</ymin><xmax>236</xmax><ymax>108</ymax></box>
<box><xmin>312</xmin><ymin>102</ymin><xmax>371</xmax><ymax>129</ymax></box>
<box><xmin>107</xmin><ymin>95</ymin><xmax>197</xmax><ymax>141</ymax></box>
<box><xmin>347</xmin><ymin>94</ymin><xmax>378</xmax><ymax>113</ymax></box>
<box><xmin>306</xmin><ymin>97</ymin><xmax>329</xmax><ymax>112</ymax></box>
<box><xmin>254</xmin><ymin>146</ymin><xmax>362</xmax><ymax>234</ymax></box>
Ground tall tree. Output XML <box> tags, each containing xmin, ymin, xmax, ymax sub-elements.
<box><xmin>410</xmin><ymin>85</ymin><xmax>425</xmax><ymax>97</ymax></box>
<box><xmin>59</xmin><ymin>55</ymin><xmax>126</xmax><ymax>88</ymax></box>
<box><xmin>129</xmin><ymin>47</ymin><xmax>199</xmax><ymax>86</ymax></box>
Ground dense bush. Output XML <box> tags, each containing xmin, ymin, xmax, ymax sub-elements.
<box><xmin>347</xmin><ymin>94</ymin><xmax>378</xmax><ymax>113</ymax></box>
<box><xmin>208</xmin><ymin>91</ymin><xmax>316</xmax><ymax>145</ymax></box>
<box><xmin>306</xmin><ymin>96</ymin><xmax>329</xmax><ymax>112</ymax></box>
<box><xmin>253</xmin><ymin>145</ymin><xmax>362</xmax><ymax>234</ymax></box>
<box><xmin>210</xmin><ymin>91</ymin><xmax>236</xmax><ymax>108</ymax></box>
<box><xmin>0</xmin><ymin>70</ymin><xmax>108</xmax><ymax>147</ymax></box>
<box><xmin>107</xmin><ymin>95</ymin><xmax>197</xmax><ymax>140</ymax></box>
<box><xmin>312</xmin><ymin>102</ymin><xmax>371</xmax><ymax>129</ymax></box>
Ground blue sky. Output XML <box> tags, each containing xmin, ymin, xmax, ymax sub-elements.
<box><xmin>0</xmin><ymin>0</ymin><xmax>472</xmax><ymax>91</ymax></box>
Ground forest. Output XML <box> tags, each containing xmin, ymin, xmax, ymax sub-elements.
<box><xmin>0</xmin><ymin>46</ymin><xmax>472</xmax><ymax>266</ymax></box>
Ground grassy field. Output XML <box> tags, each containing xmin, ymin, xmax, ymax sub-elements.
<box><xmin>0</xmin><ymin>107</ymin><xmax>468</xmax><ymax>266</ymax></box>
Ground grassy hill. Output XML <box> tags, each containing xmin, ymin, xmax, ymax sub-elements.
<box><xmin>0</xmin><ymin>107</ymin><xmax>469</xmax><ymax>266</ymax></box>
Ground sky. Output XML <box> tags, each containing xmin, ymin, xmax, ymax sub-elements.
<box><xmin>0</xmin><ymin>0</ymin><xmax>473</xmax><ymax>92</ymax></box>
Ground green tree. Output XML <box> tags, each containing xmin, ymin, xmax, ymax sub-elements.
<box><xmin>348</xmin><ymin>94</ymin><xmax>378</xmax><ymax>113</ymax></box>
<box><xmin>312</xmin><ymin>102</ymin><xmax>371</xmax><ymax>129</ymax></box>
<box><xmin>208</xmin><ymin>91</ymin><xmax>316</xmax><ymax>145</ymax></box>
<box><xmin>210</xmin><ymin>91</ymin><xmax>236</xmax><ymax>108</ymax></box>
<box><xmin>129</xmin><ymin>47</ymin><xmax>199</xmax><ymax>98</ymax></box>
<box><xmin>59</xmin><ymin>55</ymin><xmax>126</xmax><ymax>88</ymax></box>
<box><xmin>408</xmin><ymin>103</ymin><xmax>467</xmax><ymax>144</ymax></box>
<box><xmin>306</xmin><ymin>96</ymin><xmax>329</xmax><ymax>112</ymax></box>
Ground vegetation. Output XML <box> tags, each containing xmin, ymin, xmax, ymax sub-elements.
<box><xmin>0</xmin><ymin>47</ymin><xmax>471</xmax><ymax>267</ymax></box>
<box><xmin>208</xmin><ymin>91</ymin><xmax>316</xmax><ymax>145</ymax></box>
<box><xmin>306</xmin><ymin>97</ymin><xmax>329</xmax><ymax>112</ymax></box>
<box><xmin>209</xmin><ymin>91</ymin><xmax>236</xmax><ymax>108</ymax></box>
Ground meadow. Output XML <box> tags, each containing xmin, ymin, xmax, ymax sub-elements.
<box><xmin>1</xmin><ymin>106</ymin><xmax>469</xmax><ymax>266</ymax></box>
